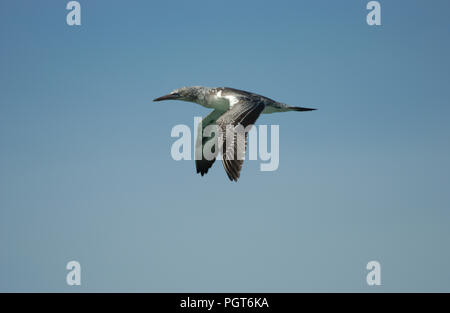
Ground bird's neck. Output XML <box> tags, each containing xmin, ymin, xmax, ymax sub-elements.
<box><xmin>191</xmin><ymin>87</ymin><xmax>211</xmax><ymax>107</ymax></box>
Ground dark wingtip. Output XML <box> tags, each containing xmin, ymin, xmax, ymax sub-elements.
<box><xmin>197</xmin><ymin>169</ymin><xmax>207</xmax><ymax>176</ymax></box>
<box><xmin>226</xmin><ymin>174</ymin><xmax>239</xmax><ymax>182</ymax></box>
<box><xmin>196</xmin><ymin>161</ymin><xmax>213</xmax><ymax>177</ymax></box>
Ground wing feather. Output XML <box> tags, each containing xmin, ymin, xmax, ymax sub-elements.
<box><xmin>216</xmin><ymin>97</ymin><xmax>265</xmax><ymax>181</ymax></box>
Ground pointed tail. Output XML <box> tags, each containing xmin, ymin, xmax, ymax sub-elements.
<box><xmin>289</xmin><ymin>106</ymin><xmax>316</xmax><ymax>112</ymax></box>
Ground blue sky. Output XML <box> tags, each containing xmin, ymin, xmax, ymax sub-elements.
<box><xmin>1</xmin><ymin>0</ymin><xmax>450</xmax><ymax>291</ymax></box>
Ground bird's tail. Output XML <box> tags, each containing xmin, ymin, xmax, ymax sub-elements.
<box><xmin>288</xmin><ymin>106</ymin><xmax>316</xmax><ymax>112</ymax></box>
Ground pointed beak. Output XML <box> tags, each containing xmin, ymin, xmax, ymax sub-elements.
<box><xmin>153</xmin><ymin>94</ymin><xmax>178</xmax><ymax>102</ymax></box>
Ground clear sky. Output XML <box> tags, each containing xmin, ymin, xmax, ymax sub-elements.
<box><xmin>1</xmin><ymin>0</ymin><xmax>450</xmax><ymax>292</ymax></box>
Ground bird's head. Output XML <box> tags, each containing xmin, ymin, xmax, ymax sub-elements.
<box><xmin>153</xmin><ymin>87</ymin><xmax>201</xmax><ymax>102</ymax></box>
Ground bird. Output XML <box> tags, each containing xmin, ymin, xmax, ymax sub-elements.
<box><xmin>154</xmin><ymin>86</ymin><xmax>316</xmax><ymax>181</ymax></box>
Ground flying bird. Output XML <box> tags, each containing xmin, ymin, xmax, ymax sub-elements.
<box><xmin>154</xmin><ymin>86</ymin><xmax>316</xmax><ymax>181</ymax></box>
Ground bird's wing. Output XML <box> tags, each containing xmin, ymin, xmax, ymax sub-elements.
<box><xmin>195</xmin><ymin>109</ymin><xmax>224</xmax><ymax>176</ymax></box>
<box><xmin>216</xmin><ymin>97</ymin><xmax>266</xmax><ymax>181</ymax></box>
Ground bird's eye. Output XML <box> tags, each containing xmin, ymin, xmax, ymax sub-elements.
<box><xmin>172</xmin><ymin>93</ymin><xmax>180</xmax><ymax>96</ymax></box>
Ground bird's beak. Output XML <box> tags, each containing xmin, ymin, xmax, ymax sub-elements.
<box><xmin>153</xmin><ymin>94</ymin><xmax>178</xmax><ymax>101</ymax></box>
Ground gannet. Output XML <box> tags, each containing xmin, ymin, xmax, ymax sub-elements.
<box><xmin>154</xmin><ymin>86</ymin><xmax>316</xmax><ymax>181</ymax></box>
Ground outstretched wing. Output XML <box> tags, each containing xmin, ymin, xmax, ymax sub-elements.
<box><xmin>195</xmin><ymin>109</ymin><xmax>224</xmax><ymax>176</ymax></box>
<box><xmin>216</xmin><ymin>97</ymin><xmax>266</xmax><ymax>181</ymax></box>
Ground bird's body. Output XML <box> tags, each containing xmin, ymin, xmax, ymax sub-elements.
<box><xmin>173</xmin><ymin>86</ymin><xmax>297</xmax><ymax>113</ymax></box>
<box><xmin>154</xmin><ymin>86</ymin><xmax>316</xmax><ymax>181</ymax></box>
